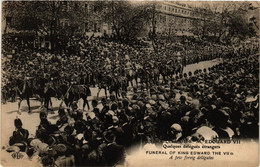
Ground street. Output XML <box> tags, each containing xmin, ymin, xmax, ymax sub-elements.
<box><xmin>1</xmin><ymin>58</ymin><xmax>222</xmax><ymax>148</ymax></box>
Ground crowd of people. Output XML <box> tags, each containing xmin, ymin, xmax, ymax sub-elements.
<box><xmin>2</xmin><ymin>35</ymin><xmax>258</xmax><ymax>103</ymax></box>
<box><xmin>2</xmin><ymin>35</ymin><xmax>259</xmax><ymax>166</ymax></box>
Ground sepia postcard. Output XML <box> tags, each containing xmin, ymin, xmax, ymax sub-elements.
<box><xmin>1</xmin><ymin>1</ymin><xmax>259</xmax><ymax>167</ymax></box>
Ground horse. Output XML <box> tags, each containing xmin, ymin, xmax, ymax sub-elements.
<box><xmin>109</xmin><ymin>76</ymin><xmax>121</xmax><ymax>99</ymax></box>
<box><xmin>125</xmin><ymin>61</ymin><xmax>137</xmax><ymax>87</ymax></box>
<box><xmin>153</xmin><ymin>67</ymin><xmax>160</xmax><ymax>83</ymax></box>
<box><xmin>119</xmin><ymin>76</ymin><xmax>128</xmax><ymax>96</ymax></box>
<box><xmin>15</xmin><ymin>78</ymin><xmax>33</xmax><ymax>114</ymax></box>
<box><xmin>97</xmin><ymin>73</ymin><xmax>109</xmax><ymax>99</ymax></box>
<box><xmin>43</xmin><ymin>82</ymin><xmax>56</xmax><ymax>110</ymax></box>
<box><xmin>165</xmin><ymin>62</ymin><xmax>175</xmax><ymax>80</ymax></box>
<box><xmin>126</xmin><ymin>69</ymin><xmax>135</xmax><ymax>87</ymax></box>
<box><xmin>70</xmin><ymin>84</ymin><xmax>91</xmax><ymax>111</ymax></box>
<box><xmin>57</xmin><ymin>83</ymin><xmax>91</xmax><ymax>112</ymax></box>
<box><xmin>33</xmin><ymin>77</ymin><xmax>56</xmax><ymax>111</ymax></box>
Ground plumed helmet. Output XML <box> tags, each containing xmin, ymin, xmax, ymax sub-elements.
<box><xmin>14</xmin><ymin>118</ymin><xmax>22</xmax><ymax>128</ymax></box>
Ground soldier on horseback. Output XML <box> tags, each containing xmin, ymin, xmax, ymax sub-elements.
<box><xmin>125</xmin><ymin>56</ymin><xmax>135</xmax><ymax>87</ymax></box>
<box><xmin>97</xmin><ymin>57</ymin><xmax>113</xmax><ymax>99</ymax></box>
<box><xmin>43</xmin><ymin>76</ymin><xmax>56</xmax><ymax>111</ymax></box>
<box><xmin>16</xmin><ymin>76</ymin><xmax>33</xmax><ymax>114</ymax></box>
<box><xmin>97</xmin><ymin>69</ymin><xmax>109</xmax><ymax>99</ymax></box>
<box><xmin>176</xmin><ymin>52</ymin><xmax>183</xmax><ymax>75</ymax></box>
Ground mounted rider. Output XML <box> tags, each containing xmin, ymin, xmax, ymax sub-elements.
<box><xmin>15</xmin><ymin>75</ymin><xmax>33</xmax><ymax>113</ymax></box>
<box><xmin>125</xmin><ymin>55</ymin><xmax>135</xmax><ymax>87</ymax></box>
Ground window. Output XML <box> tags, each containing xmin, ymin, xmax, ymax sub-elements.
<box><xmin>156</xmin><ymin>5</ymin><xmax>162</xmax><ymax>10</ymax></box>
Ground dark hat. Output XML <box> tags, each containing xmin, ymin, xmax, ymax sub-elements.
<box><xmin>132</xmin><ymin>94</ymin><xmax>138</xmax><ymax>100</ymax></box>
<box><xmin>92</xmin><ymin>100</ymin><xmax>98</xmax><ymax>106</ymax></box>
<box><xmin>161</xmin><ymin>110</ymin><xmax>171</xmax><ymax>118</ymax></box>
<box><xmin>71</xmin><ymin>101</ymin><xmax>78</xmax><ymax>109</ymax></box>
<box><xmin>122</xmin><ymin>99</ymin><xmax>129</xmax><ymax>106</ymax></box>
<box><xmin>111</xmin><ymin>103</ymin><xmax>118</xmax><ymax>111</ymax></box>
<box><xmin>180</xmin><ymin>95</ymin><xmax>186</xmax><ymax>102</ymax></box>
<box><xmin>40</xmin><ymin>111</ymin><xmax>47</xmax><ymax>119</ymax></box>
<box><xmin>58</xmin><ymin>109</ymin><xmax>65</xmax><ymax>116</ymax></box>
<box><xmin>184</xmin><ymin>73</ymin><xmax>187</xmax><ymax>78</ymax></box>
<box><xmin>14</xmin><ymin>118</ymin><xmax>22</xmax><ymax>128</ymax></box>
<box><xmin>103</xmin><ymin>130</ymin><xmax>116</xmax><ymax>143</ymax></box>
<box><xmin>101</xmin><ymin>98</ymin><xmax>107</xmax><ymax>104</ymax></box>
<box><xmin>110</xmin><ymin>94</ymin><xmax>116</xmax><ymax>101</ymax></box>
<box><xmin>64</xmin><ymin>125</ymin><xmax>74</xmax><ymax>135</ymax></box>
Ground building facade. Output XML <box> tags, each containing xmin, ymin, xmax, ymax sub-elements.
<box><xmin>153</xmin><ymin>1</ymin><xmax>200</xmax><ymax>37</ymax></box>
<box><xmin>55</xmin><ymin>1</ymin><xmax>113</xmax><ymax>38</ymax></box>
<box><xmin>2</xmin><ymin>1</ymin><xmax>211</xmax><ymax>51</ymax></box>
